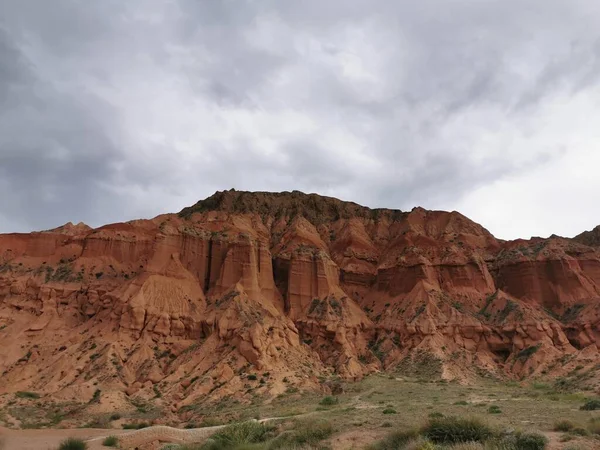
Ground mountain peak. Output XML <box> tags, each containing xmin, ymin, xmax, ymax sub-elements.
<box><xmin>179</xmin><ymin>189</ymin><xmax>405</xmax><ymax>224</ymax></box>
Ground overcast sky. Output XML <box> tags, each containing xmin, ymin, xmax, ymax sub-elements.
<box><xmin>1</xmin><ymin>1</ymin><xmax>600</xmax><ymax>239</ymax></box>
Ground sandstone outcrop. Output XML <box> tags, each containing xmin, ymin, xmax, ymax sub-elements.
<box><xmin>1</xmin><ymin>189</ymin><xmax>600</xmax><ymax>415</ymax></box>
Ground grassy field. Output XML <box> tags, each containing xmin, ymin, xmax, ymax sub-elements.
<box><xmin>171</xmin><ymin>374</ymin><xmax>600</xmax><ymax>449</ymax></box>
<box><xmin>2</xmin><ymin>374</ymin><xmax>600</xmax><ymax>449</ymax></box>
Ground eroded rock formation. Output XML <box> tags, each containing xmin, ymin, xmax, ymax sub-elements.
<box><xmin>1</xmin><ymin>189</ymin><xmax>600</xmax><ymax>411</ymax></box>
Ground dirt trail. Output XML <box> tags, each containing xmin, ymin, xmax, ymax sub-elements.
<box><xmin>0</xmin><ymin>426</ymin><xmax>128</xmax><ymax>450</ymax></box>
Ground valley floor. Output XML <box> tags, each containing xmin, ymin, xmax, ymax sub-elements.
<box><xmin>2</xmin><ymin>375</ymin><xmax>600</xmax><ymax>449</ymax></box>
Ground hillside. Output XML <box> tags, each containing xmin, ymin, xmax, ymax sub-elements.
<box><xmin>1</xmin><ymin>189</ymin><xmax>600</xmax><ymax>426</ymax></box>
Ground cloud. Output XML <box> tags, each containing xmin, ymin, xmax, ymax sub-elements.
<box><xmin>1</xmin><ymin>0</ymin><xmax>600</xmax><ymax>239</ymax></box>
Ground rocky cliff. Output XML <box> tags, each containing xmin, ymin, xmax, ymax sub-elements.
<box><xmin>1</xmin><ymin>189</ymin><xmax>599</xmax><ymax>419</ymax></box>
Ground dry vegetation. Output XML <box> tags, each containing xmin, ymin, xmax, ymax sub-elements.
<box><xmin>2</xmin><ymin>374</ymin><xmax>600</xmax><ymax>449</ymax></box>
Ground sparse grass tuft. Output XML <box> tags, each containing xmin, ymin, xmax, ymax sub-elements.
<box><xmin>580</xmin><ymin>399</ymin><xmax>600</xmax><ymax>410</ymax></box>
<box><xmin>15</xmin><ymin>391</ymin><xmax>40</xmax><ymax>399</ymax></box>
<box><xmin>404</xmin><ymin>436</ymin><xmax>437</xmax><ymax>450</ymax></box>
<box><xmin>368</xmin><ymin>429</ymin><xmax>420</xmax><ymax>450</ymax></box>
<box><xmin>421</xmin><ymin>416</ymin><xmax>492</xmax><ymax>444</ymax></box>
<box><xmin>513</xmin><ymin>431</ymin><xmax>548</xmax><ymax>450</ymax></box>
<box><xmin>382</xmin><ymin>408</ymin><xmax>397</xmax><ymax>415</ymax></box>
<box><xmin>269</xmin><ymin>418</ymin><xmax>333</xmax><ymax>448</ymax></box>
<box><xmin>319</xmin><ymin>396</ymin><xmax>338</xmax><ymax>406</ymax></box>
<box><xmin>587</xmin><ymin>417</ymin><xmax>600</xmax><ymax>435</ymax></box>
<box><xmin>101</xmin><ymin>436</ymin><xmax>118</xmax><ymax>447</ymax></box>
<box><xmin>487</xmin><ymin>406</ymin><xmax>502</xmax><ymax>414</ymax></box>
<box><xmin>553</xmin><ymin>419</ymin><xmax>574</xmax><ymax>432</ymax></box>
<box><xmin>200</xmin><ymin>421</ymin><xmax>276</xmax><ymax>449</ymax></box>
<box><xmin>58</xmin><ymin>438</ymin><xmax>87</xmax><ymax>450</ymax></box>
<box><xmin>122</xmin><ymin>422</ymin><xmax>149</xmax><ymax>430</ymax></box>
<box><xmin>445</xmin><ymin>443</ymin><xmax>484</xmax><ymax>450</ymax></box>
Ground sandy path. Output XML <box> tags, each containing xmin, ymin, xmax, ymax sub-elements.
<box><xmin>0</xmin><ymin>418</ymin><xmax>291</xmax><ymax>450</ymax></box>
<box><xmin>0</xmin><ymin>426</ymin><xmax>128</xmax><ymax>450</ymax></box>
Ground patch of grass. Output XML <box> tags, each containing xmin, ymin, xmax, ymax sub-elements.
<box><xmin>319</xmin><ymin>396</ymin><xmax>338</xmax><ymax>406</ymax></box>
<box><xmin>200</xmin><ymin>417</ymin><xmax>225</xmax><ymax>427</ymax></box>
<box><xmin>15</xmin><ymin>391</ymin><xmax>40</xmax><ymax>399</ymax></box>
<box><xmin>580</xmin><ymin>399</ymin><xmax>600</xmax><ymax>410</ymax></box>
<box><xmin>513</xmin><ymin>431</ymin><xmax>549</xmax><ymax>450</ymax></box>
<box><xmin>445</xmin><ymin>443</ymin><xmax>483</xmax><ymax>450</ymax></box>
<box><xmin>553</xmin><ymin>419</ymin><xmax>575</xmax><ymax>431</ymax></box>
<box><xmin>487</xmin><ymin>406</ymin><xmax>502</xmax><ymax>414</ymax></box>
<box><xmin>368</xmin><ymin>429</ymin><xmax>420</xmax><ymax>450</ymax></box>
<box><xmin>102</xmin><ymin>435</ymin><xmax>118</xmax><ymax>447</ymax></box>
<box><xmin>569</xmin><ymin>427</ymin><xmax>589</xmax><ymax>436</ymax></box>
<box><xmin>454</xmin><ymin>401</ymin><xmax>469</xmax><ymax>406</ymax></box>
<box><xmin>269</xmin><ymin>419</ymin><xmax>333</xmax><ymax>448</ymax></box>
<box><xmin>201</xmin><ymin>421</ymin><xmax>276</xmax><ymax>449</ymax></box>
<box><xmin>382</xmin><ymin>408</ymin><xmax>397</xmax><ymax>415</ymax></box>
<box><xmin>58</xmin><ymin>438</ymin><xmax>87</xmax><ymax>450</ymax></box>
<box><xmin>587</xmin><ymin>417</ymin><xmax>600</xmax><ymax>435</ymax></box>
<box><xmin>421</xmin><ymin>416</ymin><xmax>492</xmax><ymax>444</ymax></box>
<box><xmin>122</xmin><ymin>422</ymin><xmax>149</xmax><ymax>430</ymax></box>
<box><xmin>109</xmin><ymin>413</ymin><xmax>121</xmax><ymax>421</ymax></box>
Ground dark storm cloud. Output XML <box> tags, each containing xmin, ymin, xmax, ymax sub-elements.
<box><xmin>1</xmin><ymin>0</ymin><xmax>600</xmax><ymax>237</ymax></box>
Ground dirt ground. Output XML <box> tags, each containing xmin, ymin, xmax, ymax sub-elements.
<box><xmin>0</xmin><ymin>427</ymin><xmax>128</xmax><ymax>450</ymax></box>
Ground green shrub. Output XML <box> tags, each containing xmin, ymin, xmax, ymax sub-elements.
<box><xmin>200</xmin><ymin>417</ymin><xmax>225</xmax><ymax>427</ymax></box>
<box><xmin>569</xmin><ymin>427</ymin><xmax>589</xmax><ymax>436</ymax></box>
<box><xmin>487</xmin><ymin>406</ymin><xmax>502</xmax><ymax>414</ymax></box>
<box><xmin>319</xmin><ymin>396</ymin><xmax>338</xmax><ymax>406</ymax></box>
<box><xmin>580</xmin><ymin>399</ymin><xmax>600</xmax><ymax>410</ymax></box>
<box><xmin>247</xmin><ymin>374</ymin><xmax>258</xmax><ymax>381</ymax></box>
<box><xmin>382</xmin><ymin>408</ymin><xmax>397</xmax><ymax>415</ymax></box>
<box><xmin>553</xmin><ymin>420</ymin><xmax>574</xmax><ymax>432</ymax></box>
<box><xmin>444</xmin><ymin>443</ymin><xmax>484</xmax><ymax>450</ymax></box>
<box><xmin>368</xmin><ymin>429</ymin><xmax>420</xmax><ymax>450</ymax></box>
<box><xmin>514</xmin><ymin>432</ymin><xmax>548</xmax><ymax>450</ymax></box>
<box><xmin>201</xmin><ymin>421</ymin><xmax>276</xmax><ymax>449</ymax></box>
<box><xmin>422</xmin><ymin>416</ymin><xmax>492</xmax><ymax>444</ymax></box>
<box><xmin>269</xmin><ymin>419</ymin><xmax>333</xmax><ymax>448</ymax></box>
<box><xmin>454</xmin><ymin>401</ymin><xmax>469</xmax><ymax>406</ymax></box>
<box><xmin>58</xmin><ymin>438</ymin><xmax>87</xmax><ymax>450</ymax></box>
<box><xmin>109</xmin><ymin>413</ymin><xmax>121</xmax><ymax>421</ymax></box>
<box><xmin>15</xmin><ymin>391</ymin><xmax>40</xmax><ymax>399</ymax></box>
<box><xmin>428</xmin><ymin>412</ymin><xmax>444</xmax><ymax>418</ymax></box>
<box><xmin>101</xmin><ymin>436</ymin><xmax>118</xmax><ymax>447</ymax></box>
<box><xmin>404</xmin><ymin>437</ymin><xmax>437</xmax><ymax>450</ymax></box>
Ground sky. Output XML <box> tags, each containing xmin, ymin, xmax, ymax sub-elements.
<box><xmin>1</xmin><ymin>1</ymin><xmax>600</xmax><ymax>240</ymax></box>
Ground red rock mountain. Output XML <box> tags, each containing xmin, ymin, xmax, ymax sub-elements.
<box><xmin>1</xmin><ymin>189</ymin><xmax>600</xmax><ymax>413</ymax></box>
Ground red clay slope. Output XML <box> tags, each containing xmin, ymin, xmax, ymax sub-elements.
<box><xmin>1</xmin><ymin>189</ymin><xmax>599</xmax><ymax>413</ymax></box>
